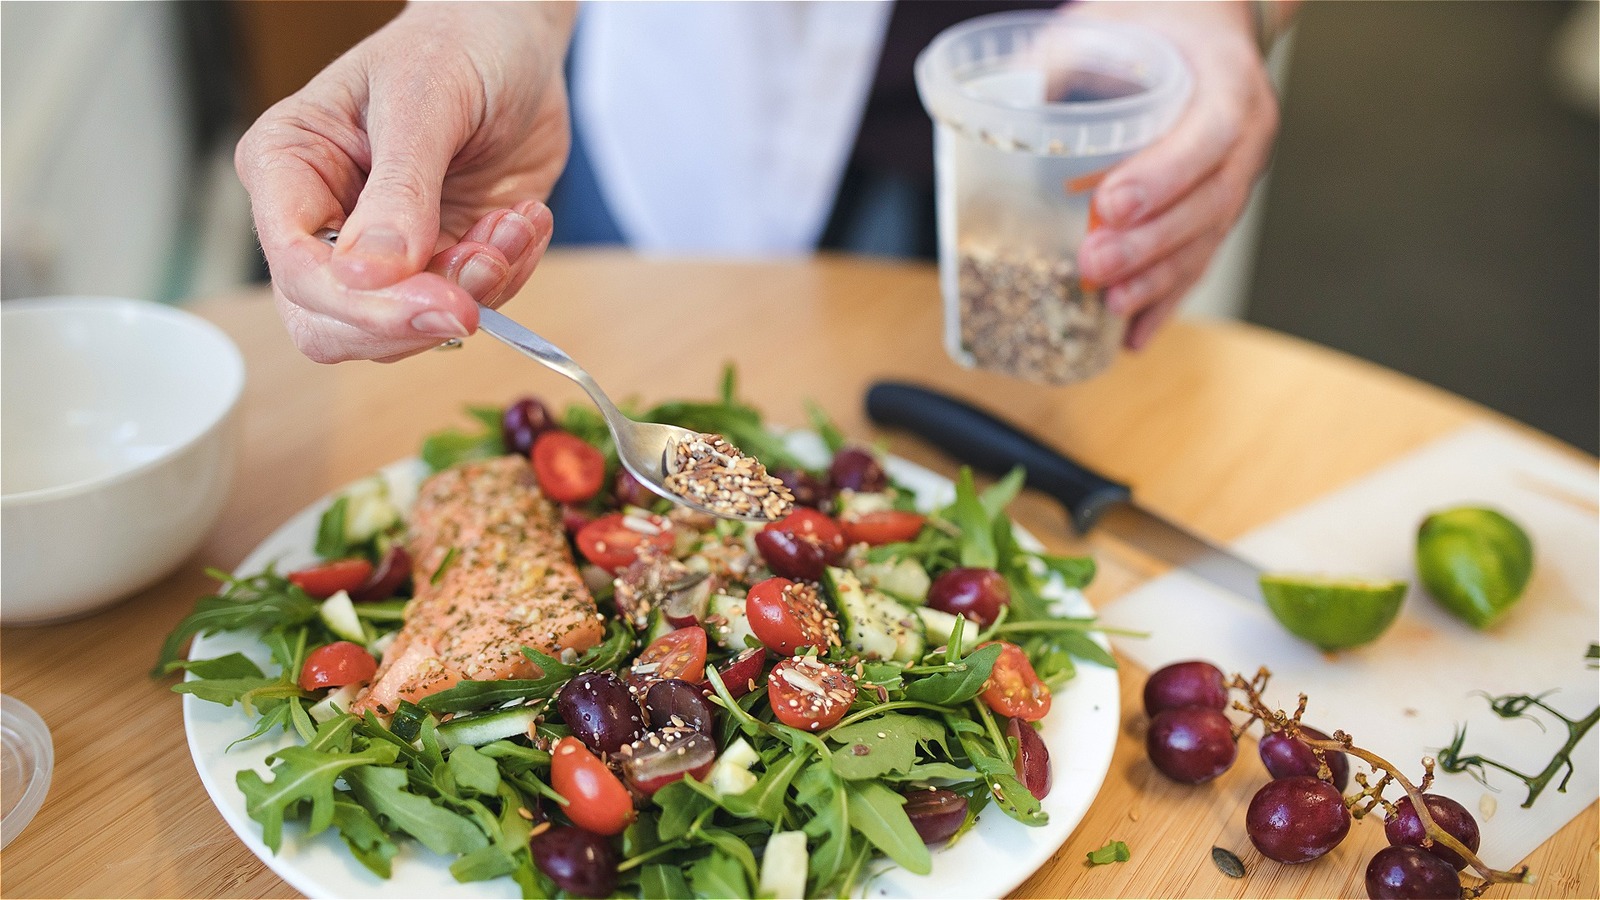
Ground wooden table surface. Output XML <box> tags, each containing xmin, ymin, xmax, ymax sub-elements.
<box><xmin>2</xmin><ymin>251</ymin><xmax>1593</xmax><ymax>899</ymax></box>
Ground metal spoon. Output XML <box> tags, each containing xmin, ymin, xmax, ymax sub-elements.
<box><xmin>314</xmin><ymin>227</ymin><xmax>775</xmax><ymax>521</ymax></box>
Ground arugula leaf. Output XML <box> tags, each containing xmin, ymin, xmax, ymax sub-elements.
<box><xmin>331</xmin><ymin>797</ymin><xmax>399</xmax><ymax>878</ymax></box>
<box><xmin>806</xmin><ymin>400</ymin><xmax>848</xmax><ymax>454</ymax></box>
<box><xmin>795</xmin><ymin>763</ymin><xmax>852</xmax><ymax>888</ymax></box>
<box><xmin>154</xmin><ymin>569</ymin><xmax>319</xmax><ymax>673</ymax></box>
<box><xmin>902</xmin><ymin>643</ymin><xmax>1001</xmax><ymax>705</ymax></box>
<box><xmin>1038</xmin><ymin>553</ymin><xmax>1096</xmax><ymax>589</ymax></box>
<box><xmin>446</xmin><ymin>745</ymin><xmax>502</xmax><ymax>798</ymax></box>
<box><xmin>827</xmin><ymin>714</ymin><xmax>947</xmax><ymax>781</ymax></box>
<box><xmin>979</xmin><ymin>467</ymin><xmax>1027</xmax><ymax>520</ymax></box>
<box><xmin>450</xmin><ymin>845</ymin><xmax>518</xmax><ymax>883</ymax></box>
<box><xmin>158</xmin><ymin>652</ymin><xmax>264</xmax><ymax>679</ymax></box>
<box><xmin>237</xmin><ymin>740</ymin><xmax>400</xmax><ymax>852</ymax></box>
<box><xmin>420</xmin><ymin>405</ymin><xmax>506</xmax><ymax>473</ymax></box>
<box><xmin>314</xmin><ymin>496</ymin><xmax>351</xmax><ymax>559</ymax></box>
<box><xmin>688</xmin><ymin>848</ymin><xmax>750</xmax><ymax>898</ymax></box>
<box><xmin>1087</xmin><ymin>839</ymin><xmax>1131</xmax><ymax>866</ymax></box>
<box><xmin>639</xmin><ymin>863</ymin><xmax>692</xmax><ymax>900</ymax></box>
<box><xmin>844</xmin><ymin>780</ymin><xmax>932</xmax><ymax>875</ymax></box>
<box><xmin>344</xmin><ymin>765</ymin><xmax>490</xmax><ymax>857</ymax></box>
<box><xmin>420</xmin><ymin>652</ymin><xmax>575</xmax><ymax>713</ymax></box>
<box><xmin>653</xmin><ymin>779</ymin><xmax>715</xmax><ymax>842</ymax></box>
<box><xmin>948</xmin><ymin>469</ymin><xmax>997</xmax><ymax>569</ymax></box>
<box><xmin>719</xmin><ymin>751</ymin><xmax>809</xmax><ymax>823</ymax></box>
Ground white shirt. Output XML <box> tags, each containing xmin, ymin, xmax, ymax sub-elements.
<box><xmin>572</xmin><ymin>1</ymin><xmax>894</xmax><ymax>255</ymax></box>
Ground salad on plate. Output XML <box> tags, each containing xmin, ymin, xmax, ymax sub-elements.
<box><xmin>159</xmin><ymin>370</ymin><xmax>1117</xmax><ymax>899</ymax></box>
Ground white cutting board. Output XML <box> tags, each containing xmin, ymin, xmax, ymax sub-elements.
<box><xmin>1099</xmin><ymin>423</ymin><xmax>1599</xmax><ymax>869</ymax></box>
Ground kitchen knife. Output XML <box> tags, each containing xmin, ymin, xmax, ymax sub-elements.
<box><xmin>865</xmin><ymin>380</ymin><xmax>1263</xmax><ymax>600</ymax></box>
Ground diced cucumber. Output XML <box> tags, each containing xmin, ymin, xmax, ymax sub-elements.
<box><xmin>342</xmin><ymin>475</ymin><xmax>403</xmax><ymax>545</ymax></box>
<box><xmin>859</xmin><ymin>558</ymin><xmax>931</xmax><ymax>603</ymax></box>
<box><xmin>369</xmin><ymin>629</ymin><xmax>399</xmax><ymax>660</ymax></box>
<box><xmin>758</xmin><ymin>831</ymin><xmax>809</xmax><ymax>900</ymax></box>
<box><xmin>708</xmin><ymin>593</ymin><xmax>759</xmax><ymax>652</ymax></box>
<box><xmin>308</xmin><ymin>683</ymin><xmax>363</xmax><ymax>723</ymax></box>
<box><xmin>436</xmin><ymin>705</ymin><xmax>539</xmax><ymax>749</ymax></box>
<box><xmin>644</xmin><ymin>608</ymin><xmax>676</xmax><ymax>645</ymax></box>
<box><xmin>389</xmin><ymin>700</ymin><xmax>431</xmax><ymax>742</ymax></box>
<box><xmin>823</xmin><ymin>567</ymin><xmax>924</xmax><ymax>663</ymax></box>
<box><xmin>833</xmin><ymin>489</ymin><xmax>894</xmax><ymax>519</ymax></box>
<box><xmin>915</xmin><ymin>606</ymin><xmax>962</xmax><ymax>646</ymax></box>
<box><xmin>707</xmin><ymin>737</ymin><xmax>760</xmax><ymax>796</ymax></box>
<box><xmin>319</xmin><ymin>590</ymin><xmax>368</xmax><ymax>644</ymax></box>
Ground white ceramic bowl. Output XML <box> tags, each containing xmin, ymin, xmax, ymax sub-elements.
<box><xmin>2</xmin><ymin>297</ymin><xmax>245</xmax><ymax>625</ymax></box>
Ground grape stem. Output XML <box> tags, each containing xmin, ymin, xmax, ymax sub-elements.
<box><xmin>1228</xmin><ymin>669</ymin><xmax>1535</xmax><ymax>894</ymax></box>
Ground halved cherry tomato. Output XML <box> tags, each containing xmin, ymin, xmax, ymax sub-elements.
<box><xmin>746</xmin><ymin>577</ymin><xmax>839</xmax><ymax>655</ymax></box>
<box><xmin>298</xmin><ymin>641</ymin><xmax>377</xmax><ymax>691</ymax></box>
<box><xmin>531</xmin><ymin>431</ymin><xmax>606</xmax><ymax>503</ymax></box>
<box><xmin>840</xmin><ymin>510</ymin><xmax>927</xmax><ymax>546</ymax></box>
<box><xmin>754</xmin><ymin>508</ymin><xmax>846</xmax><ymax>581</ymax></box>
<box><xmin>768</xmin><ymin>656</ymin><xmax>857</xmax><ymax>731</ymax></box>
<box><xmin>349</xmin><ymin>545</ymin><xmax>412</xmax><ymax>603</ymax></box>
<box><xmin>634</xmin><ymin>626</ymin><xmax>707</xmax><ymax>683</ymax></box>
<box><xmin>575</xmin><ymin>513</ymin><xmax>675</xmax><ymax>573</ymax></box>
<box><xmin>550</xmin><ymin>737</ymin><xmax>636</xmax><ymax>835</ymax></box>
<box><xmin>288</xmin><ymin>558</ymin><xmax>374</xmax><ymax>599</ymax></box>
<box><xmin>980</xmin><ymin>641</ymin><xmax>1052</xmax><ymax>722</ymax></box>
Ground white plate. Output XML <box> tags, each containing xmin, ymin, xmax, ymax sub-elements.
<box><xmin>185</xmin><ymin>442</ymin><xmax>1120</xmax><ymax>899</ymax></box>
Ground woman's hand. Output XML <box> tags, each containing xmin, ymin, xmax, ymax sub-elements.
<box><xmin>235</xmin><ymin>2</ymin><xmax>574</xmax><ymax>363</ymax></box>
<box><xmin>1067</xmin><ymin>1</ymin><xmax>1285</xmax><ymax>349</ymax></box>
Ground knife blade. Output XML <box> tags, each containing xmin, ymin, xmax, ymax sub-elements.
<box><xmin>864</xmin><ymin>381</ymin><xmax>1263</xmax><ymax>600</ymax></box>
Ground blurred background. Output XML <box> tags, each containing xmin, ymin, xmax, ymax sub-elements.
<box><xmin>1</xmin><ymin>1</ymin><xmax>1595</xmax><ymax>453</ymax></box>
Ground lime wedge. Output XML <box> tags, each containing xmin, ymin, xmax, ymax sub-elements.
<box><xmin>1416</xmin><ymin>506</ymin><xmax>1533</xmax><ymax>629</ymax></box>
<box><xmin>1259</xmin><ymin>574</ymin><xmax>1408</xmax><ymax>651</ymax></box>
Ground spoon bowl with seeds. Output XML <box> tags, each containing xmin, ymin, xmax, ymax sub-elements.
<box><xmin>311</xmin><ymin>228</ymin><xmax>792</xmax><ymax>521</ymax></box>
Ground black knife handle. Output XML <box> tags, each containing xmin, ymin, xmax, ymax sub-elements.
<box><xmin>865</xmin><ymin>381</ymin><xmax>1131</xmax><ymax>534</ymax></box>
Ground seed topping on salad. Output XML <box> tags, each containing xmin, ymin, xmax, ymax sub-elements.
<box><xmin>664</xmin><ymin>433</ymin><xmax>794</xmax><ymax>520</ymax></box>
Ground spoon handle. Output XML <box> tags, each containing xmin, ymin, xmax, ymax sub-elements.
<box><xmin>476</xmin><ymin>308</ymin><xmax>629</xmax><ymax>424</ymax></box>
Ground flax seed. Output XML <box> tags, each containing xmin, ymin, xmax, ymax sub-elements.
<box><xmin>663</xmin><ymin>433</ymin><xmax>795</xmax><ymax>519</ymax></box>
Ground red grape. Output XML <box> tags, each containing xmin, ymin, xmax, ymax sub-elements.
<box><xmin>901</xmin><ymin>787</ymin><xmax>967</xmax><ymax>845</ymax></box>
<box><xmin>1259</xmin><ymin>725</ymin><xmax>1350</xmax><ymax>791</ymax></box>
<box><xmin>556</xmin><ymin>671</ymin><xmax>646</xmax><ymax>754</ymax></box>
<box><xmin>1246</xmin><ymin>775</ymin><xmax>1351</xmax><ymax>863</ymax></box>
<box><xmin>771</xmin><ymin>467</ymin><xmax>826</xmax><ymax>508</ymax></box>
<box><xmin>926</xmin><ymin>567</ymin><xmax>1010</xmax><ymax>627</ymax></box>
<box><xmin>1145</xmin><ymin>706</ymin><xmax>1237</xmax><ymax>784</ymax></box>
<box><xmin>1007</xmin><ymin>716</ymin><xmax>1052</xmax><ymax>800</ymax></box>
<box><xmin>1142</xmin><ymin>660</ymin><xmax>1229</xmax><ymax>716</ymax></box>
<box><xmin>1384</xmin><ymin>794</ymin><xmax>1480</xmax><ymax>870</ymax></box>
<box><xmin>502</xmin><ymin>397</ymin><xmax>553</xmax><ymax>457</ymax></box>
<box><xmin>530</xmin><ymin>826</ymin><xmax>618</xmax><ymax>898</ymax></box>
<box><xmin>1365</xmin><ymin>845</ymin><xmax>1464</xmax><ymax>899</ymax></box>
<box><xmin>828</xmin><ymin>447</ymin><xmax>888</xmax><ymax>493</ymax></box>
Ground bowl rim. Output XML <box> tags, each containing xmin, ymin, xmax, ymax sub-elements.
<box><xmin>1</xmin><ymin>295</ymin><xmax>246</xmax><ymax>507</ymax></box>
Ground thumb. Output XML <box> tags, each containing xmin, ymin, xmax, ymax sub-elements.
<box><xmin>330</xmin><ymin>89</ymin><xmax>459</xmax><ymax>290</ymax></box>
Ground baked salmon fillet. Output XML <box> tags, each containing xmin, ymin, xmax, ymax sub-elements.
<box><xmin>351</xmin><ymin>455</ymin><xmax>606</xmax><ymax>716</ymax></box>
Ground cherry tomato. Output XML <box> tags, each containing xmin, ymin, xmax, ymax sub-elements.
<box><xmin>768</xmin><ymin>656</ymin><xmax>857</xmax><ymax>731</ymax></box>
<box><xmin>634</xmin><ymin>626</ymin><xmax>708</xmax><ymax>683</ymax></box>
<box><xmin>575</xmin><ymin>513</ymin><xmax>675</xmax><ymax>573</ymax></box>
<box><xmin>754</xmin><ymin>508</ymin><xmax>846</xmax><ymax>581</ymax></box>
<box><xmin>348</xmin><ymin>545</ymin><xmax>412</xmax><ymax>603</ymax></box>
<box><xmin>288</xmin><ymin>558</ymin><xmax>374</xmax><ymax>600</ymax></box>
<box><xmin>298</xmin><ymin>641</ymin><xmax>377</xmax><ymax>691</ymax></box>
<box><xmin>927</xmin><ymin>567</ymin><xmax>1011</xmax><ymax>627</ymax></box>
<box><xmin>980</xmin><ymin>641</ymin><xmax>1052</xmax><ymax>722</ymax></box>
<box><xmin>840</xmin><ymin>510</ymin><xmax>926</xmax><ymax>546</ymax></box>
<box><xmin>532</xmin><ymin>431</ymin><xmax>606</xmax><ymax>503</ymax></box>
<box><xmin>550</xmin><ymin>737</ymin><xmax>635</xmax><ymax>835</ymax></box>
<box><xmin>746</xmin><ymin>577</ymin><xmax>839</xmax><ymax>655</ymax></box>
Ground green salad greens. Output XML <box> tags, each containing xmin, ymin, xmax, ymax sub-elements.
<box><xmin>159</xmin><ymin>370</ymin><xmax>1111</xmax><ymax>899</ymax></box>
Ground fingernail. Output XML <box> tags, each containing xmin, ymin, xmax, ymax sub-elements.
<box><xmin>341</xmin><ymin>226</ymin><xmax>406</xmax><ymax>260</ymax></box>
<box><xmin>1100</xmin><ymin>184</ymin><xmax>1146</xmax><ymax>225</ymax></box>
<box><xmin>488</xmin><ymin>212</ymin><xmax>534</xmax><ymax>260</ymax></box>
<box><xmin>410</xmin><ymin>310</ymin><xmax>470</xmax><ymax>338</ymax></box>
<box><xmin>456</xmin><ymin>254</ymin><xmax>507</xmax><ymax>299</ymax></box>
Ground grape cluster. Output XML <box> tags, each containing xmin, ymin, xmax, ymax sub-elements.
<box><xmin>1140</xmin><ymin>660</ymin><xmax>1506</xmax><ymax>899</ymax></box>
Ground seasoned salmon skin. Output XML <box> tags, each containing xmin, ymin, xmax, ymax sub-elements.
<box><xmin>351</xmin><ymin>455</ymin><xmax>605</xmax><ymax>715</ymax></box>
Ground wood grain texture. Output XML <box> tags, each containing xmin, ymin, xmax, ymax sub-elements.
<box><xmin>2</xmin><ymin>251</ymin><xmax>1592</xmax><ymax>898</ymax></box>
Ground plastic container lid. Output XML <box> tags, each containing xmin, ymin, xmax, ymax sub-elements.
<box><xmin>916</xmin><ymin>11</ymin><xmax>1192</xmax><ymax>158</ymax></box>
<box><xmin>1</xmin><ymin>694</ymin><xmax>54</xmax><ymax>849</ymax></box>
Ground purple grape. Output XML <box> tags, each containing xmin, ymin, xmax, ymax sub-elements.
<box><xmin>1385</xmin><ymin>794</ymin><xmax>1481</xmax><ymax>870</ymax></box>
<box><xmin>1143</xmin><ymin>660</ymin><xmax>1229</xmax><ymax>716</ymax></box>
<box><xmin>828</xmin><ymin>447</ymin><xmax>888</xmax><ymax>493</ymax></box>
<box><xmin>927</xmin><ymin>567</ymin><xmax>1010</xmax><ymax>627</ymax></box>
<box><xmin>1007</xmin><ymin>717</ymin><xmax>1052</xmax><ymax>800</ymax></box>
<box><xmin>613</xmin><ymin>469</ymin><xmax>658</xmax><ymax>509</ymax></box>
<box><xmin>901</xmin><ymin>788</ymin><xmax>967</xmax><ymax>845</ymax></box>
<box><xmin>502</xmin><ymin>397</ymin><xmax>553</xmax><ymax>457</ymax></box>
<box><xmin>1259</xmin><ymin>725</ymin><xmax>1350</xmax><ymax>791</ymax></box>
<box><xmin>1246</xmin><ymin>775</ymin><xmax>1352</xmax><ymax>864</ymax></box>
<box><xmin>530</xmin><ymin>825</ymin><xmax>619</xmax><ymax>898</ymax></box>
<box><xmin>1365</xmin><ymin>845</ymin><xmax>1464</xmax><ymax>899</ymax></box>
<box><xmin>771</xmin><ymin>467</ymin><xmax>826</xmax><ymax>508</ymax></box>
<box><xmin>643</xmin><ymin>678</ymin><xmax>717</xmax><ymax>736</ymax></box>
<box><xmin>555</xmin><ymin>671</ymin><xmax>645</xmax><ymax>754</ymax></box>
<box><xmin>1146</xmin><ymin>706</ymin><xmax>1237</xmax><ymax>784</ymax></box>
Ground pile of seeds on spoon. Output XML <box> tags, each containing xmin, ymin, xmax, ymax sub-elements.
<box><xmin>664</xmin><ymin>433</ymin><xmax>794</xmax><ymax>520</ymax></box>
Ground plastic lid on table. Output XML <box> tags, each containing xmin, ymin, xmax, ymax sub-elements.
<box><xmin>1</xmin><ymin>694</ymin><xmax>54</xmax><ymax>849</ymax></box>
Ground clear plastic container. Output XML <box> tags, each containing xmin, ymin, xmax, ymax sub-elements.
<box><xmin>916</xmin><ymin>12</ymin><xmax>1191</xmax><ymax>384</ymax></box>
<box><xmin>1</xmin><ymin>694</ymin><xmax>53</xmax><ymax>849</ymax></box>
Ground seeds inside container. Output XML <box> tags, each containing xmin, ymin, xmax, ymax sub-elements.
<box><xmin>957</xmin><ymin>244</ymin><xmax>1123</xmax><ymax>384</ymax></box>
<box><xmin>663</xmin><ymin>433</ymin><xmax>795</xmax><ymax>520</ymax></box>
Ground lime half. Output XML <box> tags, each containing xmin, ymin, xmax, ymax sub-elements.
<box><xmin>1259</xmin><ymin>574</ymin><xmax>1408</xmax><ymax>651</ymax></box>
<box><xmin>1416</xmin><ymin>507</ymin><xmax>1533</xmax><ymax>629</ymax></box>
